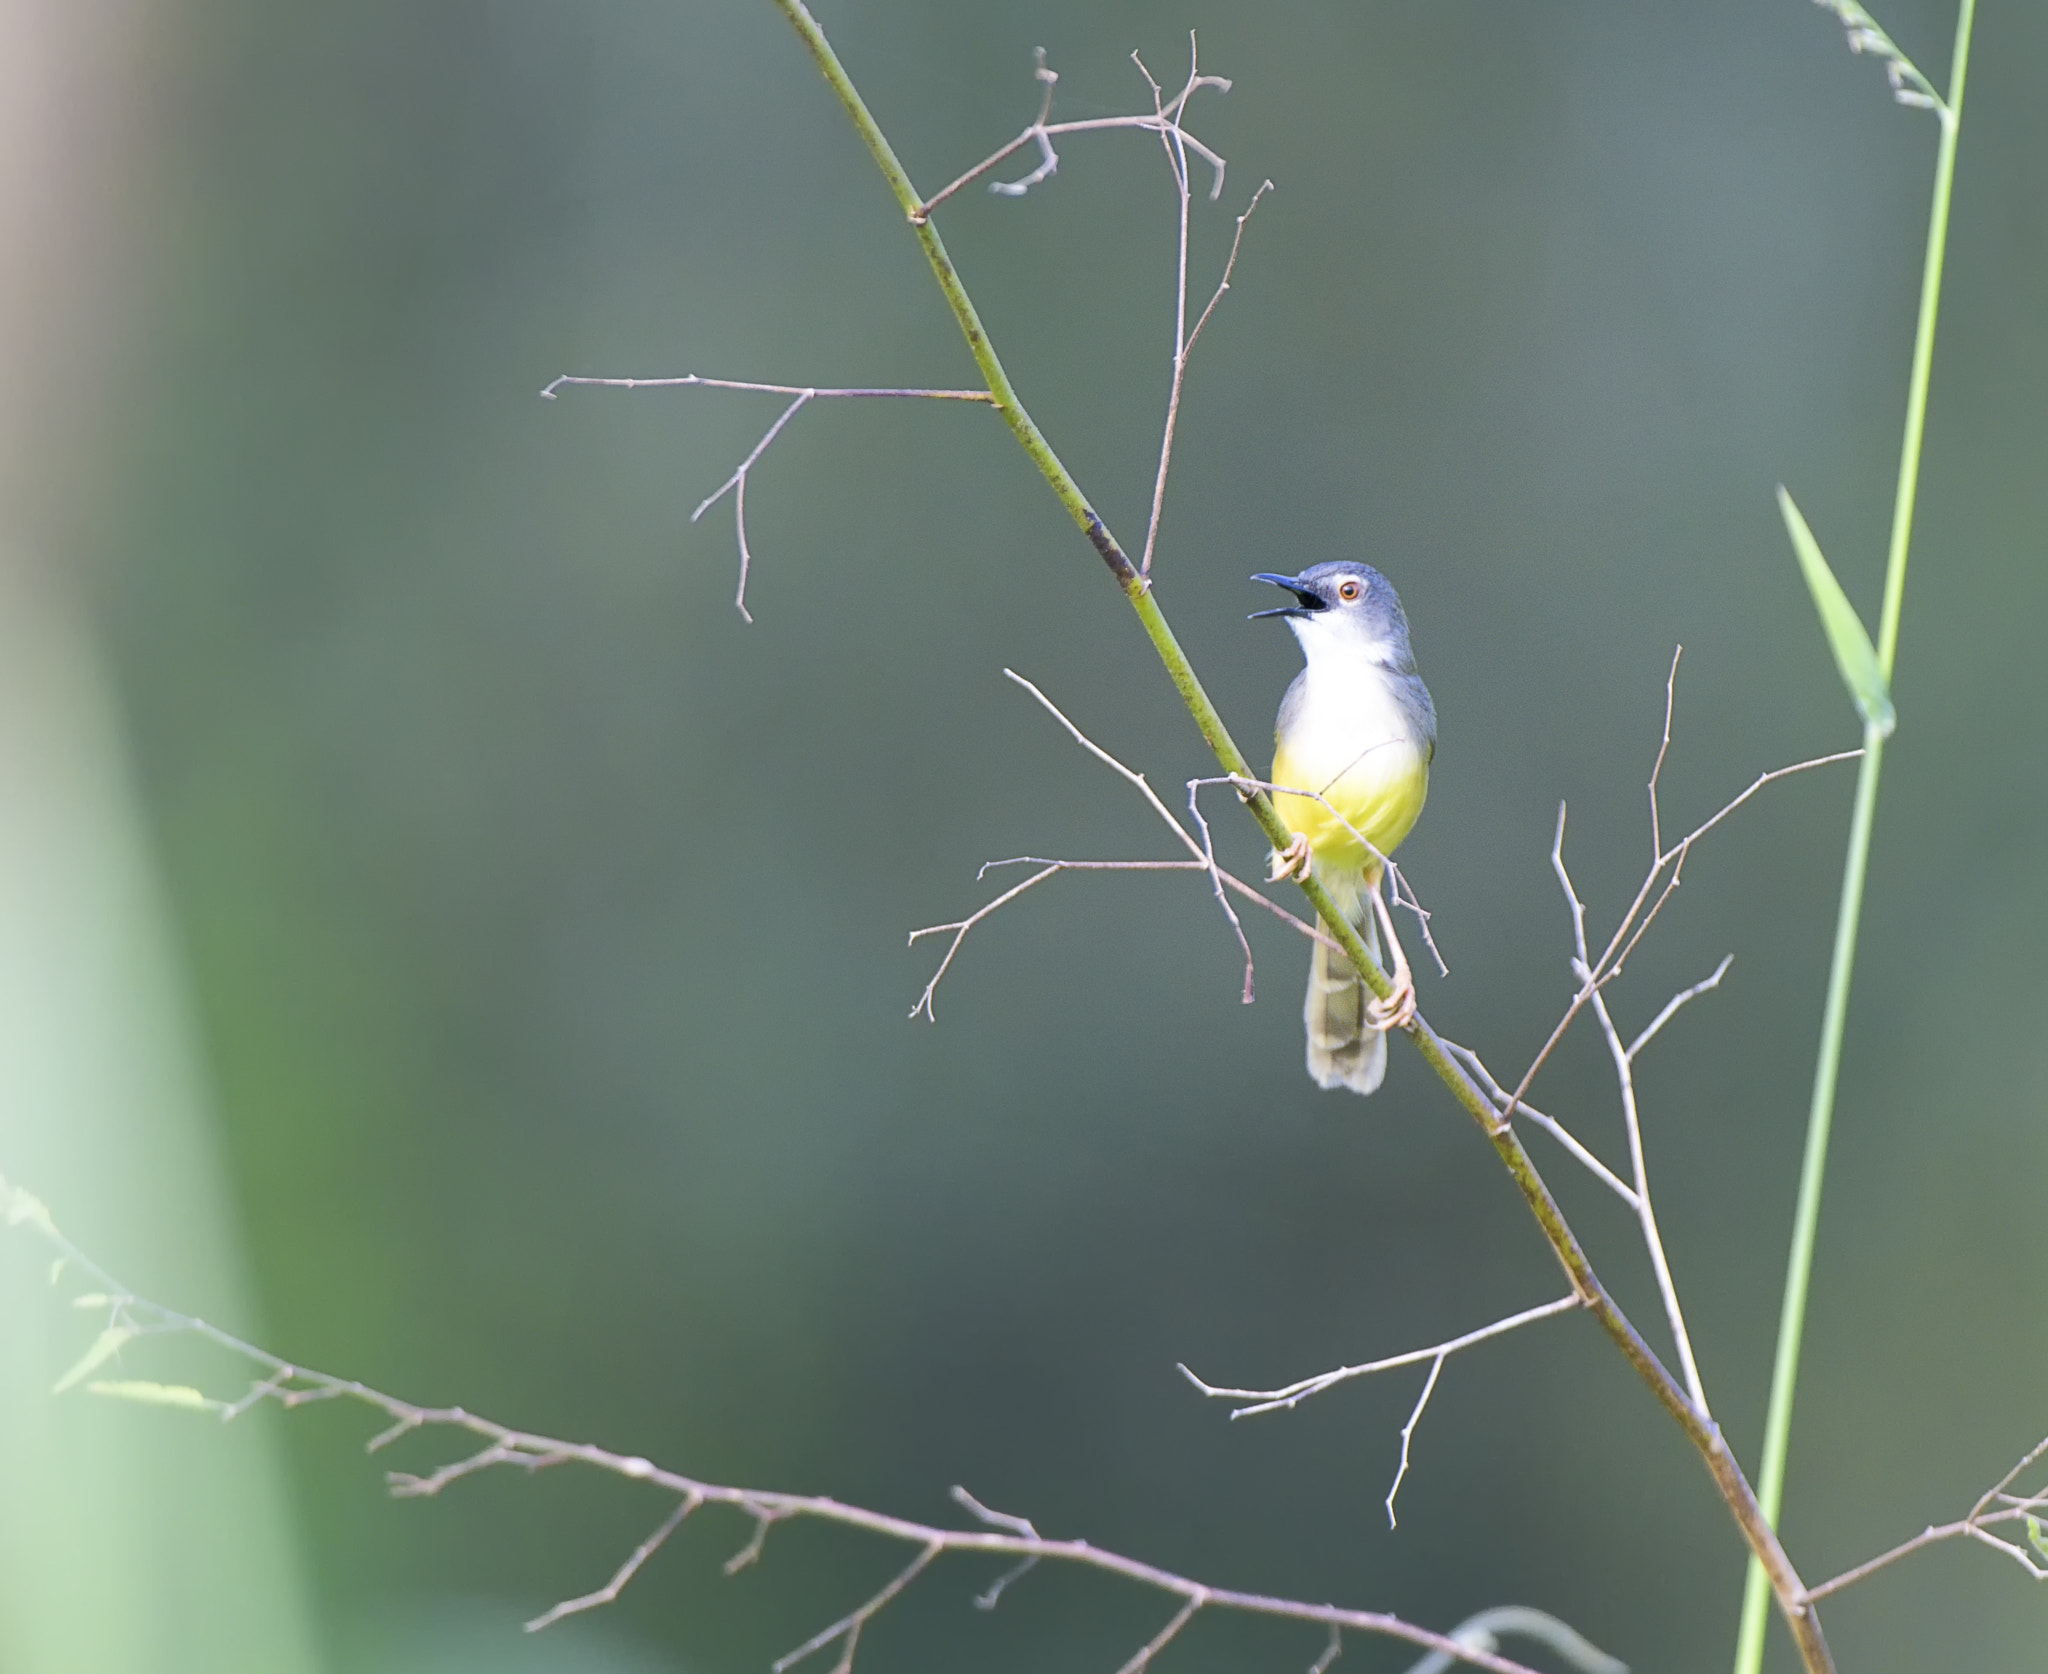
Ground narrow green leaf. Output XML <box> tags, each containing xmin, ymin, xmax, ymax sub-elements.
<box><xmin>52</xmin><ymin>1325</ymin><xmax>136</xmax><ymax>1394</ymax></box>
<box><xmin>3</xmin><ymin>1182</ymin><xmax>58</xmax><ymax>1237</ymax></box>
<box><xmin>2028</xmin><ymin>1514</ymin><xmax>2048</xmax><ymax>1562</ymax></box>
<box><xmin>1778</xmin><ymin>487</ymin><xmax>1897</xmax><ymax>736</ymax></box>
<box><xmin>71</xmin><ymin>1292</ymin><xmax>113</xmax><ymax>1310</ymax></box>
<box><xmin>87</xmin><ymin>1380</ymin><xmax>224</xmax><ymax>1415</ymax></box>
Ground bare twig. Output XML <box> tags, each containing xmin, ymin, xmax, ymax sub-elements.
<box><xmin>906</xmin><ymin>672</ymin><xmax>1323</xmax><ymax>1017</ymax></box>
<box><xmin>951</xmin><ymin>1485</ymin><xmax>1042</xmax><ymax>1608</ymax></box>
<box><xmin>1647</xmin><ymin>646</ymin><xmax>1681</xmax><ymax>859</ymax></box>
<box><xmin>1</xmin><ymin>1172</ymin><xmax>1562</xmax><ymax>1674</ymax></box>
<box><xmin>538</xmin><ymin>374</ymin><xmax>995</xmax><ymax>403</ymax></box>
<box><xmin>1134</xmin><ymin>37</ymin><xmax>1271</xmax><ymax>579</ymax></box>
<box><xmin>525</xmin><ymin>1495</ymin><xmax>699</xmax><ymax>1632</ymax></box>
<box><xmin>1114</xmin><ymin>1593</ymin><xmax>1204</xmax><ymax>1674</ymax></box>
<box><xmin>1492</xmin><ymin>687</ymin><xmax>1859</xmax><ymax>1163</ymax></box>
<box><xmin>773</xmin><ymin>1542</ymin><xmax>940</xmax><ymax>1673</ymax></box>
<box><xmin>1628</xmin><ymin>954</ymin><xmax>1733</xmax><ymax>1061</ymax></box>
<box><xmin>537</xmin><ymin>375</ymin><xmax>995</xmax><ymax>622</ymax></box>
<box><xmin>908</xmin><ymin>861</ymin><xmax>1063</xmax><ymax>1021</ymax></box>
<box><xmin>950</xmin><ymin>1482</ymin><xmax>1038</xmax><ymax>1537</ymax></box>
<box><xmin>1439</xmin><ymin>1042</ymin><xmax>1638</xmax><ymax>1207</ymax></box>
<box><xmin>1546</xmin><ymin>804</ymin><xmax>1713</xmax><ymax>1414</ymax></box>
<box><xmin>1180</xmin><ymin>1293</ymin><xmax>1581</xmax><ymax>1420</ymax></box>
<box><xmin>1385</xmin><ymin>1354</ymin><xmax>1445</xmax><ymax>1529</ymax></box>
<box><xmin>912</xmin><ymin>48</ymin><xmax>1230</xmax><ymax>223</ymax></box>
<box><xmin>1184</xmin><ymin>781</ymin><xmax>1258</xmax><ymax>1003</ymax></box>
<box><xmin>971</xmin><ymin>1556</ymin><xmax>1039</xmax><ymax>1611</ymax></box>
<box><xmin>1805</xmin><ymin>1433</ymin><xmax>2048</xmax><ymax>1601</ymax></box>
<box><xmin>1384</xmin><ymin>855</ymin><xmax>1450</xmax><ymax>978</ymax></box>
<box><xmin>1187</xmin><ymin>179</ymin><xmax>1274</xmax><ymax>354</ymax></box>
<box><xmin>724</xmin><ymin>1508</ymin><xmax>784</xmax><ymax>1575</ymax></box>
<box><xmin>1581</xmin><ymin>968</ymin><xmax>1711</xmax><ymax>1415</ymax></box>
<box><xmin>1487</xmin><ymin>665</ymin><xmax>1861</xmax><ymax>1425</ymax></box>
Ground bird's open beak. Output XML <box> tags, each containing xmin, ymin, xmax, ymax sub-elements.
<box><xmin>1248</xmin><ymin>572</ymin><xmax>1326</xmax><ymax>619</ymax></box>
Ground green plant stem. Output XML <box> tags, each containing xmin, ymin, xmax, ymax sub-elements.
<box><xmin>1732</xmin><ymin>4</ymin><xmax>1973</xmax><ymax>1670</ymax></box>
<box><xmin>770</xmin><ymin>4</ymin><xmax>1832</xmax><ymax>1667</ymax></box>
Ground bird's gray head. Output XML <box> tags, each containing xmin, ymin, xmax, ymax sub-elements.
<box><xmin>1249</xmin><ymin>562</ymin><xmax>1418</xmax><ymax>672</ymax></box>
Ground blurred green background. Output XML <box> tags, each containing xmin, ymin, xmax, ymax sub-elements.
<box><xmin>3</xmin><ymin>1</ymin><xmax>2045</xmax><ymax>1670</ymax></box>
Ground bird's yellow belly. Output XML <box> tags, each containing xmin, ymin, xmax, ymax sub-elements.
<box><xmin>1271</xmin><ymin>733</ymin><xmax>1429</xmax><ymax>889</ymax></box>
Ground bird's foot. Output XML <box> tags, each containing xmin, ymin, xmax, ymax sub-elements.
<box><xmin>1267</xmin><ymin>833</ymin><xmax>1312</xmax><ymax>884</ymax></box>
<box><xmin>1364</xmin><ymin>881</ymin><xmax>1417</xmax><ymax>1032</ymax></box>
<box><xmin>1366</xmin><ymin>969</ymin><xmax>1416</xmax><ymax>1033</ymax></box>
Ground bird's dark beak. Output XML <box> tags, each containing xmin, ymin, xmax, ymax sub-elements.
<box><xmin>1248</xmin><ymin>572</ymin><xmax>1325</xmax><ymax>620</ymax></box>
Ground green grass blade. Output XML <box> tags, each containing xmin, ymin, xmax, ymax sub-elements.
<box><xmin>1778</xmin><ymin>487</ymin><xmax>1895</xmax><ymax>736</ymax></box>
<box><xmin>1733</xmin><ymin>3</ymin><xmax>1973</xmax><ymax>1669</ymax></box>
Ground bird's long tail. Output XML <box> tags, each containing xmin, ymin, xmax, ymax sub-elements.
<box><xmin>1303</xmin><ymin>875</ymin><xmax>1386</xmax><ymax>1096</ymax></box>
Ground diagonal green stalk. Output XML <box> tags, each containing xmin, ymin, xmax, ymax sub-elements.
<box><xmin>1731</xmin><ymin>3</ymin><xmax>1975</xmax><ymax>1669</ymax></box>
<box><xmin>771</xmin><ymin>4</ymin><xmax>1837</xmax><ymax>1667</ymax></box>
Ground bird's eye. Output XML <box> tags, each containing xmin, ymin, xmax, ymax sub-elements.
<box><xmin>1337</xmin><ymin>579</ymin><xmax>1362</xmax><ymax>602</ymax></box>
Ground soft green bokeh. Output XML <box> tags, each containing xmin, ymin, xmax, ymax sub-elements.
<box><xmin>6</xmin><ymin>2</ymin><xmax>2046</xmax><ymax>1671</ymax></box>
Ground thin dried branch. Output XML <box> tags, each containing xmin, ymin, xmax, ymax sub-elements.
<box><xmin>724</xmin><ymin>1508</ymin><xmax>785</xmax><ymax>1575</ymax></box>
<box><xmin>971</xmin><ymin>1556</ymin><xmax>1039</xmax><ymax>1611</ymax></box>
<box><xmin>908</xmin><ymin>860</ymin><xmax>1063</xmax><ymax>1021</ymax></box>
<box><xmin>1385</xmin><ymin>1354</ymin><xmax>1444</xmax><ymax>1529</ymax></box>
<box><xmin>0</xmin><ymin>1173</ymin><xmax>1561</xmax><ymax>1674</ymax></box>
<box><xmin>1310</xmin><ymin>1626</ymin><xmax>1344</xmax><ymax>1674</ymax></box>
<box><xmin>1491</xmin><ymin>660</ymin><xmax>1860</xmax><ymax>1162</ymax></box>
<box><xmin>387</xmin><ymin>1439</ymin><xmax>558</xmax><ymax>1498</ymax></box>
<box><xmin>525</xmin><ymin>1495</ymin><xmax>700</xmax><ymax>1632</ymax></box>
<box><xmin>951</xmin><ymin>1482</ymin><xmax>1038</xmax><ymax>1537</ymax></box>
<box><xmin>1553</xmin><ymin>797</ymin><xmax>1714</xmax><ymax>1410</ymax></box>
<box><xmin>773</xmin><ymin>1542</ymin><xmax>940</xmax><ymax>1673</ymax></box>
<box><xmin>1133</xmin><ymin>36</ymin><xmax>1269</xmax><ymax>579</ymax></box>
<box><xmin>1139</xmin><ymin>173</ymin><xmax>1272</xmax><ymax>579</ymax></box>
<box><xmin>538</xmin><ymin>374</ymin><xmax>995</xmax><ymax>402</ymax></box>
<box><xmin>1384</xmin><ymin>853</ymin><xmax>1450</xmax><ymax>978</ymax></box>
<box><xmin>1187</xmin><ymin>178</ymin><xmax>1274</xmax><ymax>355</ymax></box>
<box><xmin>912</xmin><ymin>48</ymin><xmax>1230</xmax><ymax>223</ymax></box>
<box><xmin>1628</xmin><ymin>954</ymin><xmax>1733</xmax><ymax>1061</ymax></box>
<box><xmin>1183</xmin><ymin>781</ymin><xmax>1258</xmax><ymax>1003</ymax></box>
<box><xmin>1486</xmin><ymin>667</ymin><xmax>1862</xmax><ymax>1425</ymax></box>
<box><xmin>1582</xmin><ymin>971</ymin><xmax>1711</xmax><ymax>1416</ymax></box>
<box><xmin>1647</xmin><ymin>647</ymin><xmax>1680</xmax><ymax>859</ymax></box>
<box><xmin>1805</xmin><ymin>1433</ymin><xmax>2048</xmax><ymax>1602</ymax></box>
<box><xmin>1439</xmin><ymin>1041</ymin><xmax>1637</xmax><ymax>1208</ymax></box>
<box><xmin>1180</xmin><ymin>1293</ymin><xmax>1581</xmax><ymax>1420</ymax></box>
<box><xmin>537</xmin><ymin>375</ymin><xmax>995</xmax><ymax>622</ymax></box>
<box><xmin>907</xmin><ymin>671</ymin><xmax>1324</xmax><ymax>1017</ymax></box>
<box><xmin>951</xmin><ymin>1485</ymin><xmax>1042</xmax><ymax>1608</ymax></box>
<box><xmin>1114</xmin><ymin>1594</ymin><xmax>1205</xmax><ymax>1674</ymax></box>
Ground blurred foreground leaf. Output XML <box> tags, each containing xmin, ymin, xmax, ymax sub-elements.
<box><xmin>51</xmin><ymin>1325</ymin><xmax>137</xmax><ymax>1395</ymax></box>
<box><xmin>87</xmin><ymin>1380</ymin><xmax>225</xmax><ymax>1415</ymax></box>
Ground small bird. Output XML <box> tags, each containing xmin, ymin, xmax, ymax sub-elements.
<box><xmin>1251</xmin><ymin>562</ymin><xmax>1436</xmax><ymax>1095</ymax></box>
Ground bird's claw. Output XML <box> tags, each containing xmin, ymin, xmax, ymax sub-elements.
<box><xmin>1267</xmin><ymin>833</ymin><xmax>1312</xmax><ymax>884</ymax></box>
<box><xmin>1364</xmin><ymin>879</ymin><xmax>1417</xmax><ymax>1032</ymax></box>
<box><xmin>1366</xmin><ymin>973</ymin><xmax>1416</xmax><ymax>1033</ymax></box>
